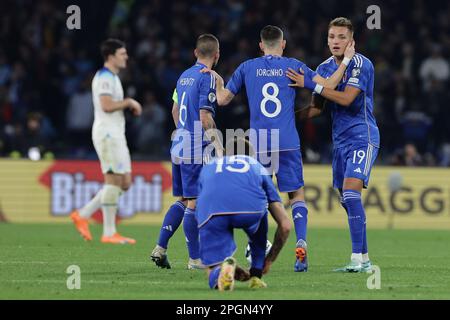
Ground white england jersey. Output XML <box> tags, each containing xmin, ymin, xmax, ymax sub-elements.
<box><xmin>91</xmin><ymin>67</ymin><xmax>125</xmax><ymax>138</ymax></box>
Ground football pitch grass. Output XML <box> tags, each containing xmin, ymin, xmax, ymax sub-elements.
<box><xmin>1</xmin><ymin>223</ymin><xmax>450</xmax><ymax>300</ymax></box>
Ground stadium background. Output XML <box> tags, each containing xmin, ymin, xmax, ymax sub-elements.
<box><xmin>0</xmin><ymin>0</ymin><xmax>449</xmax><ymax>229</ymax></box>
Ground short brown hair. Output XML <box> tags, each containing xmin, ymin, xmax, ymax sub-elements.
<box><xmin>260</xmin><ymin>25</ymin><xmax>283</xmax><ymax>47</ymax></box>
<box><xmin>328</xmin><ymin>17</ymin><xmax>354</xmax><ymax>33</ymax></box>
<box><xmin>196</xmin><ymin>34</ymin><xmax>219</xmax><ymax>58</ymax></box>
<box><xmin>101</xmin><ymin>39</ymin><xmax>125</xmax><ymax>61</ymax></box>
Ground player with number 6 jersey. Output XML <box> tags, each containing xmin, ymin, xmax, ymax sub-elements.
<box><xmin>150</xmin><ymin>34</ymin><xmax>223</xmax><ymax>271</ymax></box>
<box><xmin>208</xmin><ymin>25</ymin><xmax>355</xmax><ymax>272</ymax></box>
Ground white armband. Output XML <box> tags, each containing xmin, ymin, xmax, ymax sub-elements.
<box><xmin>314</xmin><ymin>84</ymin><xmax>324</xmax><ymax>95</ymax></box>
<box><xmin>343</xmin><ymin>57</ymin><xmax>351</xmax><ymax>66</ymax></box>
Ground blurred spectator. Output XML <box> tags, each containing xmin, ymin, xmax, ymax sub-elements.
<box><xmin>0</xmin><ymin>0</ymin><xmax>449</xmax><ymax>165</ymax></box>
<box><xmin>419</xmin><ymin>44</ymin><xmax>449</xmax><ymax>92</ymax></box>
<box><xmin>438</xmin><ymin>144</ymin><xmax>450</xmax><ymax>167</ymax></box>
<box><xmin>9</xmin><ymin>112</ymin><xmax>51</xmax><ymax>158</ymax></box>
<box><xmin>65</xmin><ymin>75</ymin><xmax>94</xmax><ymax>155</ymax></box>
<box><xmin>399</xmin><ymin>110</ymin><xmax>432</xmax><ymax>152</ymax></box>
<box><xmin>391</xmin><ymin>143</ymin><xmax>424</xmax><ymax>166</ymax></box>
<box><xmin>132</xmin><ymin>91</ymin><xmax>167</xmax><ymax>157</ymax></box>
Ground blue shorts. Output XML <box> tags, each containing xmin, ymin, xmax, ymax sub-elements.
<box><xmin>198</xmin><ymin>213</ymin><xmax>268</xmax><ymax>267</ymax></box>
<box><xmin>257</xmin><ymin>149</ymin><xmax>304</xmax><ymax>192</ymax></box>
<box><xmin>172</xmin><ymin>161</ymin><xmax>203</xmax><ymax>198</ymax></box>
<box><xmin>332</xmin><ymin>142</ymin><xmax>379</xmax><ymax>189</ymax></box>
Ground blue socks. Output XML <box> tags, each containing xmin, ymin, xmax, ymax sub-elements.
<box><xmin>362</xmin><ymin>222</ymin><xmax>368</xmax><ymax>255</ymax></box>
<box><xmin>343</xmin><ymin>190</ymin><xmax>366</xmax><ymax>254</ymax></box>
<box><xmin>291</xmin><ymin>201</ymin><xmax>308</xmax><ymax>242</ymax></box>
<box><xmin>208</xmin><ymin>265</ymin><xmax>221</xmax><ymax>289</ymax></box>
<box><xmin>157</xmin><ymin>201</ymin><xmax>186</xmax><ymax>249</ymax></box>
<box><xmin>183</xmin><ymin>208</ymin><xmax>200</xmax><ymax>259</ymax></box>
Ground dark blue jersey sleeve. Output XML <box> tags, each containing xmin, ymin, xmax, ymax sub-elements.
<box><xmin>226</xmin><ymin>62</ymin><xmax>246</xmax><ymax>95</ymax></box>
<box><xmin>256</xmin><ymin>163</ymin><xmax>282</xmax><ymax>203</ymax></box>
<box><xmin>199</xmin><ymin>73</ymin><xmax>217</xmax><ymax>115</ymax></box>
<box><xmin>345</xmin><ymin>58</ymin><xmax>372</xmax><ymax>93</ymax></box>
<box><xmin>296</xmin><ymin>60</ymin><xmax>318</xmax><ymax>80</ymax></box>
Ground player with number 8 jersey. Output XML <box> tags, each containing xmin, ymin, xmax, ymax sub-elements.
<box><xmin>209</xmin><ymin>25</ymin><xmax>355</xmax><ymax>272</ymax></box>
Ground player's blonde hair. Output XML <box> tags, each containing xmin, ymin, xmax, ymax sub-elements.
<box><xmin>328</xmin><ymin>17</ymin><xmax>354</xmax><ymax>33</ymax></box>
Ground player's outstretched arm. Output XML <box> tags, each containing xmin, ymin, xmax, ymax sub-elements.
<box><xmin>263</xmin><ymin>201</ymin><xmax>291</xmax><ymax>274</ymax></box>
<box><xmin>316</xmin><ymin>85</ymin><xmax>360</xmax><ymax>107</ymax></box>
<box><xmin>201</xmin><ymin>68</ymin><xmax>235</xmax><ymax>106</ymax></box>
<box><xmin>287</xmin><ymin>69</ymin><xmax>361</xmax><ymax>107</ymax></box>
<box><xmin>200</xmin><ymin>109</ymin><xmax>224</xmax><ymax>157</ymax></box>
<box><xmin>100</xmin><ymin>96</ymin><xmax>142</xmax><ymax>115</ymax></box>
<box><xmin>312</xmin><ymin>40</ymin><xmax>355</xmax><ymax>89</ymax></box>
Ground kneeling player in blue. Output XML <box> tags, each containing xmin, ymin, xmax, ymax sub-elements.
<box><xmin>287</xmin><ymin>18</ymin><xmax>379</xmax><ymax>273</ymax></box>
<box><xmin>196</xmin><ymin>141</ymin><xmax>291</xmax><ymax>290</ymax></box>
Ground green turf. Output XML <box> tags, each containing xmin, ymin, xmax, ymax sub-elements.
<box><xmin>1</xmin><ymin>223</ymin><xmax>450</xmax><ymax>299</ymax></box>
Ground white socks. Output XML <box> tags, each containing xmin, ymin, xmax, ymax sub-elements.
<box><xmin>362</xmin><ymin>253</ymin><xmax>370</xmax><ymax>263</ymax></box>
<box><xmin>351</xmin><ymin>253</ymin><xmax>363</xmax><ymax>263</ymax></box>
<box><xmin>79</xmin><ymin>190</ymin><xmax>102</xmax><ymax>218</ymax></box>
<box><xmin>101</xmin><ymin>184</ymin><xmax>122</xmax><ymax>237</ymax></box>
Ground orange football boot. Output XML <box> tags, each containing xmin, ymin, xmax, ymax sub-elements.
<box><xmin>101</xmin><ymin>233</ymin><xmax>136</xmax><ymax>244</ymax></box>
<box><xmin>70</xmin><ymin>210</ymin><xmax>92</xmax><ymax>241</ymax></box>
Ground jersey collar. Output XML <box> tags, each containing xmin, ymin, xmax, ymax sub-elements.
<box><xmin>264</xmin><ymin>54</ymin><xmax>282</xmax><ymax>59</ymax></box>
<box><xmin>195</xmin><ymin>62</ymin><xmax>208</xmax><ymax>68</ymax></box>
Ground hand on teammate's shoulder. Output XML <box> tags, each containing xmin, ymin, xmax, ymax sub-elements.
<box><xmin>286</xmin><ymin>68</ymin><xmax>305</xmax><ymax>88</ymax></box>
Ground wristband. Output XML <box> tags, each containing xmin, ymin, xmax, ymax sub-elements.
<box><xmin>314</xmin><ymin>84</ymin><xmax>324</xmax><ymax>95</ymax></box>
<box><xmin>343</xmin><ymin>57</ymin><xmax>351</xmax><ymax>66</ymax></box>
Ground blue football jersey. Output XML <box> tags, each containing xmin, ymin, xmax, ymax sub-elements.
<box><xmin>170</xmin><ymin>62</ymin><xmax>217</xmax><ymax>160</ymax></box>
<box><xmin>196</xmin><ymin>155</ymin><xmax>281</xmax><ymax>227</ymax></box>
<box><xmin>315</xmin><ymin>54</ymin><xmax>380</xmax><ymax>148</ymax></box>
<box><xmin>226</xmin><ymin>55</ymin><xmax>317</xmax><ymax>152</ymax></box>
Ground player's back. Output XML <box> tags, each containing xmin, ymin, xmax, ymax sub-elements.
<box><xmin>91</xmin><ymin>67</ymin><xmax>125</xmax><ymax>138</ymax></box>
<box><xmin>196</xmin><ymin>155</ymin><xmax>277</xmax><ymax>227</ymax></box>
<box><xmin>171</xmin><ymin>62</ymin><xmax>216</xmax><ymax>160</ymax></box>
<box><xmin>226</xmin><ymin>55</ymin><xmax>315</xmax><ymax>152</ymax></box>
<box><xmin>317</xmin><ymin>54</ymin><xmax>379</xmax><ymax>148</ymax></box>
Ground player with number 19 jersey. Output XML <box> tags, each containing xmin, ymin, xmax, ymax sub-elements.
<box><xmin>315</xmin><ymin>53</ymin><xmax>380</xmax><ymax>188</ymax></box>
<box><xmin>226</xmin><ymin>55</ymin><xmax>317</xmax><ymax>192</ymax></box>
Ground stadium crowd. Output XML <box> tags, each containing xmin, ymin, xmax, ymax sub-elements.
<box><xmin>0</xmin><ymin>0</ymin><xmax>449</xmax><ymax>166</ymax></box>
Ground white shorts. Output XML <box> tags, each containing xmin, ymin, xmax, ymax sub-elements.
<box><xmin>93</xmin><ymin>134</ymin><xmax>131</xmax><ymax>174</ymax></box>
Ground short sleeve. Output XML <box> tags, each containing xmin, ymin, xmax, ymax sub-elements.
<box><xmin>298</xmin><ymin>61</ymin><xmax>318</xmax><ymax>80</ymax></box>
<box><xmin>172</xmin><ymin>89</ymin><xmax>178</xmax><ymax>104</ymax></box>
<box><xmin>254</xmin><ymin>162</ymin><xmax>281</xmax><ymax>203</ymax></box>
<box><xmin>315</xmin><ymin>63</ymin><xmax>326</xmax><ymax>76</ymax></box>
<box><xmin>198</xmin><ymin>73</ymin><xmax>217</xmax><ymax>115</ymax></box>
<box><xmin>262</xmin><ymin>173</ymin><xmax>282</xmax><ymax>203</ymax></box>
<box><xmin>345</xmin><ymin>57</ymin><xmax>371</xmax><ymax>92</ymax></box>
<box><xmin>97</xmin><ymin>73</ymin><xmax>115</xmax><ymax>96</ymax></box>
<box><xmin>225</xmin><ymin>62</ymin><xmax>245</xmax><ymax>95</ymax></box>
